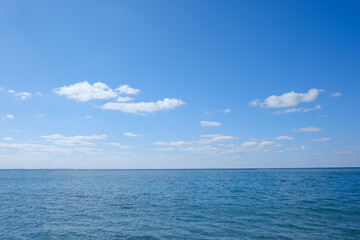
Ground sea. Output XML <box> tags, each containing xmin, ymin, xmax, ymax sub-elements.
<box><xmin>0</xmin><ymin>168</ymin><xmax>359</xmax><ymax>239</ymax></box>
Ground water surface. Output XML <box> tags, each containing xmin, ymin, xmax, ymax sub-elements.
<box><xmin>1</xmin><ymin>169</ymin><xmax>360</xmax><ymax>239</ymax></box>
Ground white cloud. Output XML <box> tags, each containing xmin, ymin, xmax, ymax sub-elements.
<box><xmin>41</xmin><ymin>134</ymin><xmax>107</xmax><ymax>146</ymax></box>
<box><xmin>335</xmin><ymin>148</ymin><xmax>360</xmax><ymax>155</ymax></box>
<box><xmin>116</xmin><ymin>96</ymin><xmax>133</xmax><ymax>102</ymax></box>
<box><xmin>251</xmin><ymin>89</ymin><xmax>323</xmax><ymax>108</ymax></box>
<box><xmin>3</xmin><ymin>137</ymin><xmax>13</xmax><ymax>141</ymax></box>
<box><xmin>241</xmin><ymin>141</ymin><xmax>258</xmax><ymax>147</ymax></box>
<box><xmin>273</xmin><ymin>105</ymin><xmax>321</xmax><ymax>115</ymax></box>
<box><xmin>85</xmin><ymin>115</ymin><xmax>92</xmax><ymax>119</ymax></box>
<box><xmin>275</xmin><ymin>136</ymin><xmax>295</xmax><ymax>141</ymax></box>
<box><xmin>101</xmin><ymin>98</ymin><xmax>185</xmax><ymax>114</ymax></box>
<box><xmin>104</xmin><ymin>143</ymin><xmax>134</xmax><ymax>149</ymax></box>
<box><xmin>115</xmin><ymin>85</ymin><xmax>140</xmax><ymax>95</ymax></box>
<box><xmin>124</xmin><ymin>132</ymin><xmax>138</xmax><ymax>137</ymax></box>
<box><xmin>153</xmin><ymin>141</ymin><xmax>191</xmax><ymax>147</ymax></box>
<box><xmin>55</xmin><ymin>82</ymin><xmax>184</xmax><ymax>115</ymax></box>
<box><xmin>310</xmin><ymin>137</ymin><xmax>333</xmax><ymax>142</ymax></box>
<box><xmin>330</xmin><ymin>92</ymin><xmax>342</xmax><ymax>97</ymax></box>
<box><xmin>156</xmin><ymin>147</ymin><xmax>175</xmax><ymax>151</ymax></box>
<box><xmin>198</xmin><ymin>135</ymin><xmax>238</xmax><ymax>144</ymax></box>
<box><xmin>200</xmin><ymin>134</ymin><xmax>222</xmax><ymax>138</ymax></box>
<box><xmin>7</xmin><ymin>89</ymin><xmax>32</xmax><ymax>100</ymax></box>
<box><xmin>16</xmin><ymin>92</ymin><xmax>32</xmax><ymax>100</ymax></box>
<box><xmin>54</xmin><ymin>81</ymin><xmax>118</xmax><ymax>102</ymax></box>
<box><xmin>153</xmin><ymin>134</ymin><xmax>239</xmax><ymax>147</ymax></box>
<box><xmin>200</xmin><ymin>121</ymin><xmax>221</xmax><ymax>127</ymax></box>
<box><xmin>2</xmin><ymin>114</ymin><xmax>14</xmax><ymax>120</ymax></box>
<box><xmin>224</xmin><ymin>109</ymin><xmax>231</xmax><ymax>113</ymax></box>
<box><xmin>0</xmin><ymin>143</ymin><xmax>72</xmax><ymax>155</ymax></box>
<box><xmin>303</xmin><ymin>105</ymin><xmax>322</xmax><ymax>112</ymax></box>
<box><xmin>227</xmin><ymin>140</ymin><xmax>282</xmax><ymax>153</ymax></box>
<box><xmin>293</xmin><ymin>127</ymin><xmax>322</xmax><ymax>132</ymax></box>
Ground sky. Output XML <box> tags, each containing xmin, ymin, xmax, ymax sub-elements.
<box><xmin>0</xmin><ymin>0</ymin><xmax>360</xmax><ymax>169</ymax></box>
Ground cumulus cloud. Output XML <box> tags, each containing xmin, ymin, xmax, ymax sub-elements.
<box><xmin>124</xmin><ymin>132</ymin><xmax>138</xmax><ymax>137</ymax></box>
<box><xmin>54</xmin><ymin>81</ymin><xmax>118</xmax><ymax>102</ymax></box>
<box><xmin>101</xmin><ymin>98</ymin><xmax>185</xmax><ymax>114</ymax></box>
<box><xmin>310</xmin><ymin>137</ymin><xmax>333</xmax><ymax>142</ymax></box>
<box><xmin>55</xmin><ymin>81</ymin><xmax>184</xmax><ymax>114</ymax></box>
<box><xmin>330</xmin><ymin>92</ymin><xmax>342</xmax><ymax>97</ymax></box>
<box><xmin>251</xmin><ymin>89</ymin><xmax>323</xmax><ymax>108</ymax></box>
<box><xmin>200</xmin><ymin>121</ymin><xmax>222</xmax><ymax>127</ymax></box>
<box><xmin>115</xmin><ymin>85</ymin><xmax>140</xmax><ymax>95</ymax></box>
<box><xmin>41</xmin><ymin>134</ymin><xmax>107</xmax><ymax>146</ymax></box>
<box><xmin>273</xmin><ymin>105</ymin><xmax>321</xmax><ymax>115</ymax></box>
<box><xmin>292</xmin><ymin>127</ymin><xmax>322</xmax><ymax>132</ymax></box>
<box><xmin>275</xmin><ymin>136</ymin><xmax>295</xmax><ymax>140</ymax></box>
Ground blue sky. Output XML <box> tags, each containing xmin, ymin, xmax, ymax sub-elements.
<box><xmin>0</xmin><ymin>0</ymin><xmax>359</xmax><ymax>168</ymax></box>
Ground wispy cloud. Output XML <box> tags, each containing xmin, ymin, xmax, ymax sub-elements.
<box><xmin>104</xmin><ymin>143</ymin><xmax>134</xmax><ymax>149</ymax></box>
<box><xmin>330</xmin><ymin>92</ymin><xmax>342</xmax><ymax>97</ymax></box>
<box><xmin>41</xmin><ymin>134</ymin><xmax>107</xmax><ymax>146</ymax></box>
<box><xmin>198</xmin><ymin>135</ymin><xmax>238</xmax><ymax>144</ymax></box>
<box><xmin>124</xmin><ymin>132</ymin><xmax>139</xmax><ymax>137</ymax></box>
<box><xmin>309</xmin><ymin>137</ymin><xmax>333</xmax><ymax>142</ymax></box>
<box><xmin>275</xmin><ymin>136</ymin><xmax>295</xmax><ymax>140</ymax></box>
<box><xmin>200</xmin><ymin>121</ymin><xmax>221</xmax><ymax>127</ymax></box>
<box><xmin>0</xmin><ymin>143</ymin><xmax>73</xmax><ymax>155</ymax></box>
<box><xmin>154</xmin><ymin>141</ymin><xmax>191</xmax><ymax>147</ymax></box>
<box><xmin>2</xmin><ymin>114</ymin><xmax>14</xmax><ymax>120</ymax></box>
<box><xmin>225</xmin><ymin>140</ymin><xmax>282</xmax><ymax>153</ymax></box>
<box><xmin>292</xmin><ymin>127</ymin><xmax>322</xmax><ymax>133</ymax></box>
<box><xmin>101</xmin><ymin>98</ymin><xmax>185</xmax><ymax>114</ymax></box>
<box><xmin>8</xmin><ymin>89</ymin><xmax>32</xmax><ymax>100</ymax></box>
<box><xmin>251</xmin><ymin>89</ymin><xmax>323</xmax><ymax>108</ymax></box>
<box><xmin>273</xmin><ymin>105</ymin><xmax>321</xmax><ymax>115</ymax></box>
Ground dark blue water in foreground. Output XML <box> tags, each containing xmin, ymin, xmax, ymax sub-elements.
<box><xmin>1</xmin><ymin>169</ymin><xmax>360</xmax><ymax>239</ymax></box>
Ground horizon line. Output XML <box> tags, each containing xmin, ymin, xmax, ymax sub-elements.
<box><xmin>1</xmin><ymin>167</ymin><xmax>359</xmax><ymax>170</ymax></box>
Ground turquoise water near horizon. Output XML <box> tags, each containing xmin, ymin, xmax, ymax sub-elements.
<box><xmin>1</xmin><ymin>169</ymin><xmax>360</xmax><ymax>239</ymax></box>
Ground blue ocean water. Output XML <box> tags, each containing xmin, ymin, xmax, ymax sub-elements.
<box><xmin>0</xmin><ymin>169</ymin><xmax>360</xmax><ymax>239</ymax></box>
